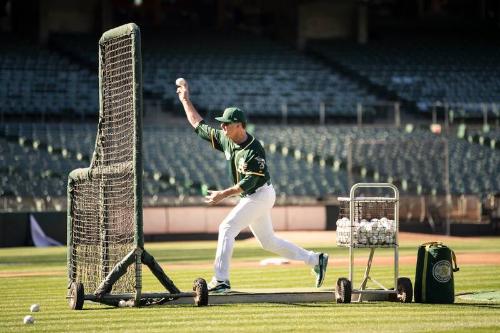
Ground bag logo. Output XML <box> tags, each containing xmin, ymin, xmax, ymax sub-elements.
<box><xmin>432</xmin><ymin>260</ymin><xmax>452</xmax><ymax>283</ymax></box>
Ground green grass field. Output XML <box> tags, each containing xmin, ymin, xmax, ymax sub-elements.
<box><xmin>1</xmin><ymin>234</ymin><xmax>499</xmax><ymax>332</ymax></box>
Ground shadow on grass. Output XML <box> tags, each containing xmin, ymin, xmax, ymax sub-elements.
<box><xmin>277</xmin><ymin>301</ymin><xmax>500</xmax><ymax>309</ymax></box>
<box><xmin>78</xmin><ymin>306</ymin><xmax>116</xmax><ymax>311</ymax></box>
<box><xmin>450</xmin><ymin>302</ymin><xmax>500</xmax><ymax>309</ymax></box>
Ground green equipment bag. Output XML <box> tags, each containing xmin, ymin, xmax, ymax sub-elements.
<box><xmin>414</xmin><ymin>242</ymin><xmax>459</xmax><ymax>303</ymax></box>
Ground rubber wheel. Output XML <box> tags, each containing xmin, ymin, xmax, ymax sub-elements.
<box><xmin>335</xmin><ymin>278</ymin><xmax>352</xmax><ymax>303</ymax></box>
<box><xmin>69</xmin><ymin>282</ymin><xmax>84</xmax><ymax>310</ymax></box>
<box><xmin>396</xmin><ymin>277</ymin><xmax>413</xmax><ymax>303</ymax></box>
<box><xmin>193</xmin><ymin>278</ymin><xmax>208</xmax><ymax>306</ymax></box>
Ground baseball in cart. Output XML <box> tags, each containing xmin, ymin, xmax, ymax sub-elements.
<box><xmin>335</xmin><ymin>183</ymin><xmax>413</xmax><ymax>303</ymax></box>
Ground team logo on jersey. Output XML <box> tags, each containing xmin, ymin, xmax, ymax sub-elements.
<box><xmin>432</xmin><ymin>260</ymin><xmax>452</xmax><ymax>283</ymax></box>
<box><xmin>255</xmin><ymin>157</ymin><xmax>266</xmax><ymax>170</ymax></box>
<box><xmin>237</xmin><ymin>158</ymin><xmax>247</xmax><ymax>173</ymax></box>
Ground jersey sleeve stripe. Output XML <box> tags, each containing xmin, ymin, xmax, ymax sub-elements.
<box><xmin>210</xmin><ymin>129</ymin><xmax>215</xmax><ymax>149</ymax></box>
<box><xmin>244</xmin><ymin>171</ymin><xmax>265</xmax><ymax>177</ymax></box>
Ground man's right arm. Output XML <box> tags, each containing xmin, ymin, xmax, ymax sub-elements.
<box><xmin>176</xmin><ymin>79</ymin><xmax>223</xmax><ymax>151</ymax></box>
<box><xmin>176</xmin><ymin>79</ymin><xmax>203</xmax><ymax>128</ymax></box>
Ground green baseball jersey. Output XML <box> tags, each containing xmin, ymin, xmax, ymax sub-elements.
<box><xmin>195</xmin><ymin>121</ymin><xmax>271</xmax><ymax>196</ymax></box>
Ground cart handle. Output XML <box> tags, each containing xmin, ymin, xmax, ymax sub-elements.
<box><xmin>350</xmin><ymin>183</ymin><xmax>399</xmax><ymax>201</ymax></box>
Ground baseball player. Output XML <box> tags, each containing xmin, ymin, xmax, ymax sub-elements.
<box><xmin>176</xmin><ymin>79</ymin><xmax>328</xmax><ymax>293</ymax></box>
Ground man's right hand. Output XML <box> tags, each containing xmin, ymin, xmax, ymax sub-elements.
<box><xmin>176</xmin><ymin>78</ymin><xmax>203</xmax><ymax>128</ymax></box>
<box><xmin>176</xmin><ymin>79</ymin><xmax>189</xmax><ymax>103</ymax></box>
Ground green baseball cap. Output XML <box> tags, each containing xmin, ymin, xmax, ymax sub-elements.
<box><xmin>215</xmin><ymin>107</ymin><xmax>247</xmax><ymax>124</ymax></box>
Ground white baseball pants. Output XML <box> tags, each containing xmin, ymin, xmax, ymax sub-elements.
<box><xmin>214</xmin><ymin>183</ymin><xmax>319</xmax><ymax>281</ymax></box>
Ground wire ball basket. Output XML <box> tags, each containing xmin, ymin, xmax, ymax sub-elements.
<box><xmin>336</xmin><ymin>196</ymin><xmax>398</xmax><ymax>248</ymax></box>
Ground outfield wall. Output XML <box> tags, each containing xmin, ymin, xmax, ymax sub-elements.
<box><xmin>0</xmin><ymin>205</ymin><xmax>328</xmax><ymax>247</ymax></box>
<box><xmin>144</xmin><ymin>206</ymin><xmax>326</xmax><ymax>235</ymax></box>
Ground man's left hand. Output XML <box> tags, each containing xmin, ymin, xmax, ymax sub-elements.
<box><xmin>205</xmin><ymin>190</ymin><xmax>225</xmax><ymax>205</ymax></box>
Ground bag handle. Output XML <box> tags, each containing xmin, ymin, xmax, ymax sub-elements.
<box><xmin>451</xmin><ymin>250</ymin><xmax>460</xmax><ymax>272</ymax></box>
<box><xmin>422</xmin><ymin>241</ymin><xmax>443</xmax><ymax>248</ymax></box>
<box><xmin>422</xmin><ymin>242</ymin><xmax>459</xmax><ymax>272</ymax></box>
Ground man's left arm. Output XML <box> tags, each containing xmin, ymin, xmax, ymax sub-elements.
<box><xmin>205</xmin><ymin>185</ymin><xmax>243</xmax><ymax>205</ymax></box>
<box><xmin>236</xmin><ymin>153</ymin><xmax>266</xmax><ymax>193</ymax></box>
<box><xmin>204</xmin><ymin>153</ymin><xmax>266</xmax><ymax>205</ymax></box>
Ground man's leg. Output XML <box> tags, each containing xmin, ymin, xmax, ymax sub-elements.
<box><xmin>213</xmin><ymin>197</ymin><xmax>263</xmax><ymax>281</ymax></box>
<box><xmin>248</xmin><ymin>185</ymin><xmax>329</xmax><ymax>287</ymax></box>
<box><xmin>250</xmin><ymin>213</ymin><xmax>329</xmax><ymax>287</ymax></box>
<box><xmin>249</xmin><ymin>213</ymin><xmax>318</xmax><ymax>266</ymax></box>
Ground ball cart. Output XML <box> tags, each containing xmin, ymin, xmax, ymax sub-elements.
<box><xmin>335</xmin><ymin>183</ymin><xmax>413</xmax><ymax>303</ymax></box>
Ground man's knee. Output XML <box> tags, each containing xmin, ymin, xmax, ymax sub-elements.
<box><xmin>258</xmin><ymin>236</ymin><xmax>279</xmax><ymax>252</ymax></box>
<box><xmin>219</xmin><ymin>219</ymin><xmax>238</xmax><ymax>239</ymax></box>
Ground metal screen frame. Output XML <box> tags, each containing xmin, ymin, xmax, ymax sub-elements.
<box><xmin>66</xmin><ymin>23</ymin><xmax>206</xmax><ymax>310</ymax></box>
<box><xmin>67</xmin><ymin>22</ymin><xmax>143</xmax><ymax>299</ymax></box>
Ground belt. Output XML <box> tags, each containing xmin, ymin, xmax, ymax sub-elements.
<box><xmin>244</xmin><ymin>180</ymin><xmax>272</xmax><ymax>196</ymax></box>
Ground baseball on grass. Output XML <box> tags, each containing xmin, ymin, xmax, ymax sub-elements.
<box><xmin>23</xmin><ymin>315</ymin><xmax>35</xmax><ymax>324</ymax></box>
<box><xmin>118</xmin><ymin>300</ymin><xmax>126</xmax><ymax>307</ymax></box>
<box><xmin>175</xmin><ymin>77</ymin><xmax>187</xmax><ymax>86</ymax></box>
<box><xmin>30</xmin><ymin>304</ymin><xmax>40</xmax><ymax>312</ymax></box>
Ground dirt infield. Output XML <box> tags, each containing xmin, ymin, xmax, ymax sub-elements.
<box><xmin>261</xmin><ymin>231</ymin><xmax>500</xmax><ymax>266</ymax></box>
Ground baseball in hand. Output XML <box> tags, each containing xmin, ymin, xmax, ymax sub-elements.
<box><xmin>176</xmin><ymin>77</ymin><xmax>187</xmax><ymax>87</ymax></box>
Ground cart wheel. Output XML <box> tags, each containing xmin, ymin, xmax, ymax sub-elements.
<box><xmin>335</xmin><ymin>278</ymin><xmax>352</xmax><ymax>303</ymax></box>
<box><xmin>68</xmin><ymin>282</ymin><xmax>84</xmax><ymax>310</ymax></box>
<box><xmin>396</xmin><ymin>277</ymin><xmax>413</xmax><ymax>303</ymax></box>
<box><xmin>193</xmin><ymin>278</ymin><xmax>208</xmax><ymax>306</ymax></box>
